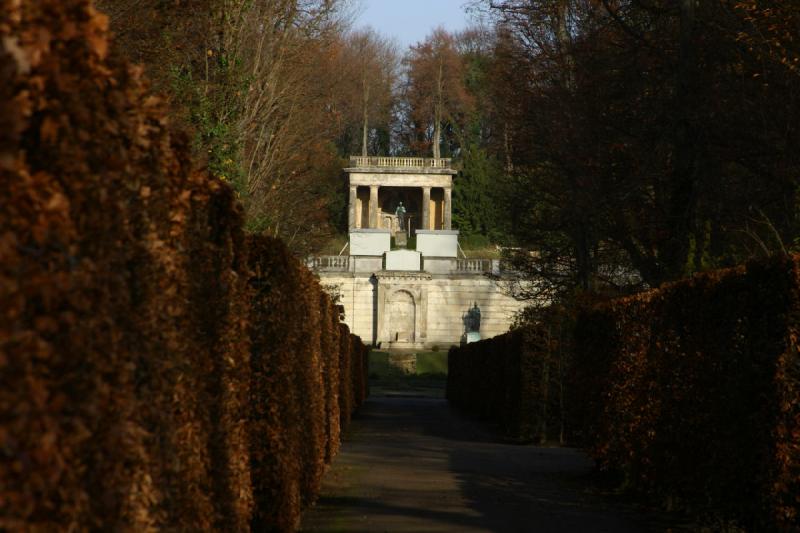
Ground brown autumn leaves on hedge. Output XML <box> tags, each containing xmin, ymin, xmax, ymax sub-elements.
<box><xmin>572</xmin><ymin>256</ymin><xmax>800</xmax><ymax>531</ymax></box>
<box><xmin>0</xmin><ymin>1</ymin><xmax>366</xmax><ymax>531</ymax></box>
<box><xmin>448</xmin><ymin>256</ymin><xmax>800</xmax><ymax>530</ymax></box>
<box><xmin>446</xmin><ymin>322</ymin><xmax>568</xmax><ymax>444</ymax></box>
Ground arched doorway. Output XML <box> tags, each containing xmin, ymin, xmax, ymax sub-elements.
<box><xmin>388</xmin><ymin>290</ymin><xmax>415</xmax><ymax>343</ymax></box>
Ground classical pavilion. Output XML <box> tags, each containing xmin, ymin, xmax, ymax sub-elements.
<box><xmin>309</xmin><ymin>156</ymin><xmax>526</xmax><ymax>350</ymax></box>
<box><xmin>347</xmin><ymin>156</ymin><xmax>455</xmax><ymax>232</ymax></box>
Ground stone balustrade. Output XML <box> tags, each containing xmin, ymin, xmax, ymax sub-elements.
<box><xmin>307</xmin><ymin>255</ymin><xmax>503</xmax><ymax>275</ymax></box>
<box><xmin>349</xmin><ymin>156</ymin><xmax>452</xmax><ymax>169</ymax></box>
<box><xmin>307</xmin><ymin>255</ymin><xmax>350</xmax><ymax>272</ymax></box>
<box><xmin>455</xmin><ymin>259</ymin><xmax>496</xmax><ymax>273</ymax></box>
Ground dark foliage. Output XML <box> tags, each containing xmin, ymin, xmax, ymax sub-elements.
<box><xmin>447</xmin><ymin>309</ymin><xmax>571</xmax><ymax>443</ymax></box>
<box><xmin>0</xmin><ymin>2</ymin><xmax>367</xmax><ymax>530</ymax></box>
<box><xmin>449</xmin><ymin>254</ymin><xmax>800</xmax><ymax>529</ymax></box>
<box><xmin>573</xmin><ymin>255</ymin><xmax>800</xmax><ymax>530</ymax></box>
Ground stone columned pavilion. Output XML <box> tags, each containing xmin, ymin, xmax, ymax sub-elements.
<box><xmin>309</xmin><ymin>156</ymin><xmax>526</xmax><ymax>350</ymax></box>
<box><xmin>348</xmin><ymin>155</ymin><xmax>455</xmax><ymax>233</ymax></box>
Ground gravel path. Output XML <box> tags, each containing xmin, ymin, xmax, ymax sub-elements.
<box><xmin>301</xmin><ymin>392</ymin><xmax>682</xmax><ymax>533</ymax></box>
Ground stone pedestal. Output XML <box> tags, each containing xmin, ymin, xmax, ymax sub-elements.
<box><xmin>350</xmin><ymin>229</ymin><xmax>391</xmax><ymax>256</ymax></box>
<box><xmin>395</xmin><ymin>231</ymin><xmax>407</xmax><ymax>248</ymax></box>
<box><xmin>385</xmin><ymin>250</ymin><xmax>421</xmax><ymax>271</ymax></box>
<box><xmin>466</xmin><ymin>331</ymin><xmax>482</xmax><ymax>344</ymax></box>
<box><xmin>388</xmin><ymin>353</ymin><xmax>416</xmax><ymax>374</ymax></box>
<box><xmin>416</xmin><ymin>230</ymin><xmax>459</xmax><ymax>258</ymax></box>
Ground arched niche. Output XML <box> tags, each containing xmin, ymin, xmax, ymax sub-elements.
<box><xmin>387</xmin><ymin>289</ymin><xmax>416</xmax><ymax>342</ymax></box>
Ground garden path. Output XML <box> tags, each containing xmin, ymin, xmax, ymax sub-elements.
<box><xmin>301</xmin><ymin>387</ymin><xmax>685</xmax><ymax>532</ymax></box>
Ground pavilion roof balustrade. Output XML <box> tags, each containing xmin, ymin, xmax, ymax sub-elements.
<box><xmin>349</xmin><ymin>156</ymin><xmax>452</xmax><ymax>169</ymax></box>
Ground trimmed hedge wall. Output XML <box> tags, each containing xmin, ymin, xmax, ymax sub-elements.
<box><xmin>0</xmin><ymin>2</ymin><xmax>367</xmax><ymax>531</ymax></box>
<box><xmin>447</xmin><ymin>256</ymin><xmax>800</xmax><ymax>529</ymax></box>
<box><xmin>573</xmin><ymin>256</ymin><xmax>800</xmax><ymax>530</ymax></box>
<box><xmin>447</xmin><ymin>312</ymin><xmax>569</xmax><ymax>443</ymax></box>
<box><xmin>247</xmin><ymin>235</ymin><xmax>366</xmax><ymax>531</ymax></box>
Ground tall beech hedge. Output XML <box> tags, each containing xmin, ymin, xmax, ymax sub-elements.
<box><xmin>447</xmin><ymin>311</ymin><xmax>570</xmax><ymax>443</ymax></box>
<box><xmin>448</xmin><ymin>256</ymin><xmax>800</xmax><ymax>529</ymax></box>
<box><xmin>573</xmin><ymin>256</ymin><xmax>800</xmax><ymax>530</ymax></box>
<box><xmin>0</xmin><ymin>1</ymin><xmax>367</xmax><ymax>531</ymax></box>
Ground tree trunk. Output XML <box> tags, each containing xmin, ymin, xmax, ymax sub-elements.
<box><xmin>361</xmin><ymin>113</ymin><xmax>368</xmax><ymax>156</ymax></box>
<box><xmin>361</xmin><ymin>74</ymin><xmax>369</xmax><ymax>157</ymax></box>
<box><xmin>432</xmin><ymin>59</ymin><xmax>443</xmax><ymax>159</ymax></box>
<box><xmin>433</xmin><ymin>108</ymin><xmax>441</xmax><ymax>159</ymax></box>
<box><xmin>503</xmin><ymin>122</ymin><xmax>513</xmax><ymax>172</ymax></box>
<box><xmin>540</xmin><ymin>325</ymin><xmax>551</xmax><ymax>444</ymax></box>
<box><xmin>556</xmin><ymin>0</ymin><xmax>573</xmax><ymax>89</ymax></box>
<box><xmin>574</xmin><ymin>222</ymin><xmax>592</xmax><ymax>290</ymax></box>
<box><xmin>665</xmin><ymin>0</ymin><xmax>698</xmax><ymax>279</ymax></box>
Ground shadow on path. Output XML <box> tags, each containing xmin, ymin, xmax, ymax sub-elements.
<box><xmin>301</xmin><ymin>380</ymin><xmax>686</xmax><ymax>532</ymax></box>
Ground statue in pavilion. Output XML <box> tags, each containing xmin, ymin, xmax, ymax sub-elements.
<box><xmin>394</xmin><ymin>202</ymin><xmax>407</xmax><ymax>233</ymax></box>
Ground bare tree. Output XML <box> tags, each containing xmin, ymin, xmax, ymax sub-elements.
<box><xmin>337</xmin><ymin>29</ymin><xmax>398</xmax><ymax>156</ymax></box>
<box><xmin>404</xmin><ymin>28</ymin><xmax>472</xmax><ymax>158</ymax></box>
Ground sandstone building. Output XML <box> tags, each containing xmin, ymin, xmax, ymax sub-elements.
<box><xmin>309</xmin><ymin>157</ymin><xmax>527</xmax><ymax>350</ymax></box>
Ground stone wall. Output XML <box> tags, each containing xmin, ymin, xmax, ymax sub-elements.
<box><xmin>426</xmin><ymin>277</ymin><xmax>526</xmax><ymax>344</ymax></box>
<box><xmin>324</xmin><ymin>275</ymin><xmax>378</xmax><ymax>344</ymax></box>
<box><xmin>320</xmin><ymin>272</ymin><xmax>528</xmax><ymax>349</ymax></box>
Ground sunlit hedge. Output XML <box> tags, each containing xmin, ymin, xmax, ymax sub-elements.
<box><xmin>0</xmin><ymin>1</ymin><xmax>366</xmax><ymax>530</ymax></box>
<box><xmin>247</xmin><ymin>235</ymin><xmax>366</xmax><ymax>531</ymax></box>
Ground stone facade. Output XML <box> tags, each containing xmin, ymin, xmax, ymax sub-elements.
<box><xmin>320</xmin><ymin>272</ymin><xmax>526</xmax><ymax>350</ymax></box>
<box><xmin>310</xmin><ymin>156</ymin><xmax>528</xmax><ymax>350</ymax></box>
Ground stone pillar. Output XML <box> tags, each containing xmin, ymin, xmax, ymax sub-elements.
<box><xmin>369</xmin><ymin>185</ymin><xmax>379</xmax><ymax>228</ymax></box>
<box><xmin>444</xmin><ymin>187</ymin><xmax>452</xmax><ymax>230</ymax></box>
<box><xmin>421</xmin><ymin>186</ymin><xmax>431</xmax><ymax>231</ymax></box>
<box><xmin>348</xmin><ymin>185</ymin><xmax>357</xmax><ymax>229</ymax></box>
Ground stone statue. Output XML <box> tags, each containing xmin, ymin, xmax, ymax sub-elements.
<box><xmin>466</xmin><ymin>302</ymin><xmax>481</xmax><ymax>332</ymax></box>
<box><xmin>394</xmin><ymin>202</ymin><xmax>407</xmax><ymax>232</ymax></box>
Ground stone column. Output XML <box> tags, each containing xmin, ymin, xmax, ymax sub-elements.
<box><xmin>369</xmin><ymin>185</ymin><xmax>379</xmax><ymax>228</ymax></box>
<box><xmin>444</xmin><ymin>187</ymin><xmax>452</xmax><ymax>230</ymax></box>
<box><xmin>421</xmin><ymin>186</ymin><xmax>431</xmax><ymax>231</ymax></box>
<box><xmin>348</xmin><ymin>185</ymin><xmax>357</xmax><ymax>229</ymax></box>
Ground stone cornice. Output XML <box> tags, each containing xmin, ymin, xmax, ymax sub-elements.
<box><xmin>375</xmin><ymin>271</ymin><xmax>432</xmax><ymax>282</ymax></box>
<box><xmin>345</xmin><ymin>167</ymin><xmax>457</xmax><ymax>176</ymax></box>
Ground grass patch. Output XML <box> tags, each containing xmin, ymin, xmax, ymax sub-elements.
<box><xmin>462</xmin><ymin>247</ymin><xmax>501</xmax><ymax>259</ymax></box>
<box><xmin>368</xmin><ymin>351</ymin><xmax>397</xmax><ymax>379</ymax></box>
<box><xmin>416</xmin><ymin>352</ymin><xmax>448</xmax><ymax>375</ymax></box>
<box><xmin>368</xmin><ymin>350</ymin><xmax>449</xmax><ymax>397</ymax></box>
<box><xmin>319</xmin><ymin>234</ymin><xmax>349</xmax><ymax>255</ymax></box>
<box><xmin>458</xmin><ymin>234</ymin><xmax>503</xmax><ymax>259</ymax></box>
<box><xmin>368</xmin><ymin>351</ymin><xmax>447</xmax><ymax>378</ymax></box>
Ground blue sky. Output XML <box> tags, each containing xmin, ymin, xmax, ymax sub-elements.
<box><xmin>353</xmin><ymin>0</ymin><xmax>473</xmax><ymax>49</ymax></box>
